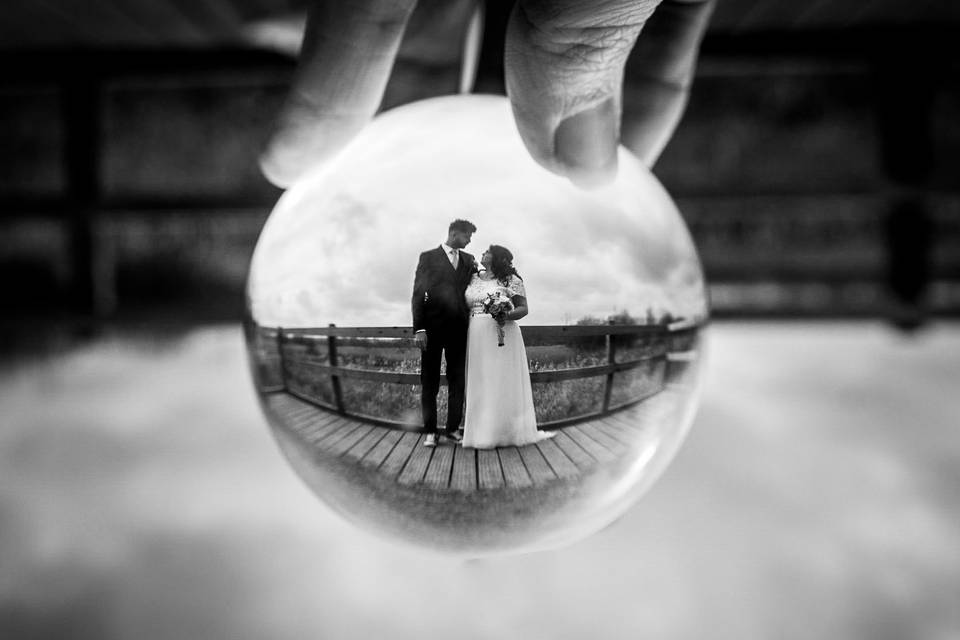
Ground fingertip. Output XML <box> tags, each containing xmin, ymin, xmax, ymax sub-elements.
<box><xmin>554</xmin><ymin>98</ymin><xmax>620</xmax><ymax>188</ymax></box>
<box><xmin>259</xmin><ymin>108</ymin><xmax>367</xmax><ymax>188</ymax></box>
<box><xmin>258</xmin><ymin>142</ymin><xmax>298</xmax><ymax>189</ymax></box>
<box><xmin>509</xmin><ymin>97</ymin><xmax>620</xmax><ymax>190</ymax></box>
<box><xmin>258</xmin><ymin>105</ymin><xmax>317</xmax><ymax>188</ymax></box>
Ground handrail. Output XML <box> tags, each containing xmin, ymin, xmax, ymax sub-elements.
<box><xmin>256</xmin><ymin>321</ymin><xmax>703</xmax><ymax>431</ymax></box>
<box><xmin>270</xmin><ymin>323</ymin><xmax>695</xmax><ymax>339</ymax></box>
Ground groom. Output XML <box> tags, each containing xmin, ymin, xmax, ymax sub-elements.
<box><xmin>412</xmin><ymin>219</ymin><xmax>477</xmax><ymax>447</ymax></box>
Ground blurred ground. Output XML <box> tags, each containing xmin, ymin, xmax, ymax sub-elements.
<box><xmin>1</xmin><ymin>322</ymin><xmax>958</xmax><ymax>639</ymax></box>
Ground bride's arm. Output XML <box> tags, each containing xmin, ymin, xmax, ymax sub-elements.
<box><xmin>506</xmin><ymin>295</ymin><xmax>528</xmax><ymax>321</ymax></box>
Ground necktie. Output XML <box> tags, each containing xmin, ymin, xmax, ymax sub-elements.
<box><xmin>450</xmin><ymin>249</ymin><xmax>459</xmax><ymax>269</ymax></box>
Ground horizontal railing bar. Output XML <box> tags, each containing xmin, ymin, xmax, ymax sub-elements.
<box><xmin>289</xmin><ymin>355</ymin><xmax>664</xmax><ymax>384</ymax></box>
<box><xmin>340</xmin><ymin>411</ymin><xmax>422</xmax><ymax>431</ymax></box>
<box><xmin>538</xmin><ymin>411</ymin><xmax>606</xmax><ymax>430</ymax></box>
<box><xmin>258</xmin><ymin>385</ymin><xmax>286</xmax><ymax>394</ymax></box>
<box><xmin>525</xmin><ymin>325</ymin><xmax>685</xmax><ymax>337</ymax></box>
<box><xmin>293</xmin><ymin>360</ymin><xmax>432</xmax><ymax>385</ymax></box>
<box><xmin>284</xmin><ymin>327</ymin><xmax>415</xmax><ymax>338</ymax></box>
<box><xmin>276</xmin><ymin>323</ymin><xmax>702</xmax><ymax>339</ymax></box>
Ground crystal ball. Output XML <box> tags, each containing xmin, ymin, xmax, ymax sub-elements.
<box><xmin>245</xmin><ymin>95</ymin><xmax>707</xmax><ymax>555</ymax></box>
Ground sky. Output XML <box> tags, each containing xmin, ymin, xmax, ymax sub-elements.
<box><xmin>1</xmin><ymin>322</ymin><xmax>958</xmax><ymax>639</ymax></box>
<box><xmin>248</xmin><ymin>95</ymin><xmax>707</xmax><ymax>329</ymax></box>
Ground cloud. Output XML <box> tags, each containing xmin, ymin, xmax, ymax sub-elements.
<box><xmin>3</xmin><ymin>324</ymin><xmax>960</xmax><ymax>639</ymax></box>
<box><xmin>249</xmin><ymin>96</ymin><xmax>707</xmax><ymax>328</ymax></box>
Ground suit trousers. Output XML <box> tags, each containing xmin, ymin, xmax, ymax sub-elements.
<box><xmin>420</xmin><ymin>324</ymin><xmax>467</xmax><ymax>433</ymax></box>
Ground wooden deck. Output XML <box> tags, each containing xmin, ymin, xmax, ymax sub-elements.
<box><xmin>263</xmin><ymin>390</ymin><xmax>674</xmax><ymax>492</ymax></box>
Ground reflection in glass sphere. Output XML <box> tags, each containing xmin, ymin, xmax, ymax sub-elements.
<box><xmin>245</xmin><ymin>95</ymin><xmax>708</xmax><ymax>555</ymax></box>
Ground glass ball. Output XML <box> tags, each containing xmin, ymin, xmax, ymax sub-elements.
<box><xmin>245</xmin><ymin>95</ymin><xmax>708</xmax><ymax>556</ymax></box>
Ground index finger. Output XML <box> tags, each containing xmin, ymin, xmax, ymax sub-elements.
<box><xmin>260</xmin><ymin>0</ymin><xmax>419</xmax><ymax>188</ymax></box>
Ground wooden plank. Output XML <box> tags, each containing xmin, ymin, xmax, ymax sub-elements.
<box><xmin>275</xmin><ymin>392</ymin><xmax>315</xmax><ymax>413</ymax></box>
<box><xmin>595</xmin><ymin>417</ymin><xmax>633</xmax><ymax>446</ymax></box>
<box><xmin>564</xmin><ymin>425</ymin><xmax>616</xmax><ymax>462</ymax></box>
<box><xmin>450</xmin><ymin>446</ymin><xmax>477</xmax><ymax>492</ymax></box>
<box><xmin>477</xmin><ymin>448</ymin><xmax>505</xmax><ymax>490</ymax></box>
<box><xmin>265</xmin><ymin>394</ymin><xmax>314</xmax><ymax>423</ymax></box>
<box><xmin>286</xmin><ymin>389</ymin><xmax>338</xmax><ymax>414</ymax></box>
<box><xmin>518</xmin><ymin>445</ymin><xmax>558</xmax><ymax>485</ymax></box>
<box><xmin>360</xmin><ymin>429</ymin><xmax>404</xmax><ymax>468</ymax></box>
<box><xmin>289</xmin><ymin>406</ymin><xmax>339</xmax><ymax>434</ymax></box>
<box><xmin>498</xmin><ymin>447</ymin><xmax>533</xmax><ymax>489</ymax></box>
<box><xmin>267</xmin><ymin>397</ymin><xmax>336</xmax><ymax>437</ymax></box>
<box><xmin>398</xmin><ymin>436</ymin><xmax>433</xmax><ymax>485</ymax></box>
<box><xmin>605</xmin><ymin>410</ymin><xmax>644</xmax><ymax>435</ymax></box>
<box><xmin>277</xmin><ymin>396</ymin><xmax>328</xmax><ymax>422</ymax></box>
<box><xmin>423</xmin><ymin>444</ymin><xmax>455</xmax><ymax>489</ymax></box>
<box><xmin>344</xmin><ymin>425</ymin><xmax>390</xmax><ymax>461</ymax></box>
<box><xmin>582</xmin><ymin>422</ymin><xmax>628</xmax><ymax>454</ymax></box>
<box><xmin>536</xmin><ymin>439</ymin><xmax>580</xmax><ymax>479</ymax></box>
<box><xmin>310</xmin><ymin>416</ymin><xmax>363</xmax><ymax>448</ymax></box>
<box><xmin>264</xmin><ymin>391</ymin><xmax>295</xmax><ymax>410</ymax></box>
<box><xmin>551</xmin><ymin>430</ymin><xmax>598</xmax><ymax>470</ymax></box>
<box><xmin>381</xmin><ymin>432</ymin><xmax>421</xmax><ymax>478</ymax></box>
<box><xmin>293</xmin><ymin>411</ymin><xmax>343</xmax><ymax>441</ymax></box>
<box><xmin>302</xmin><ymin>415</ymin><xmax>352</xmax><ymax>446</ymax></box>
<box><xmin>280</xmin><ymin>403</ymin><xmax>319</xmax><ymax>425</ymax></box>
<box><xmin>325</xmin><ymin>424</ymin><xmax>374</xmax><ymax>456</ymax></box>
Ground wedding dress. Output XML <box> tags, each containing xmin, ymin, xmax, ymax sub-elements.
<box><xmin>462</xmin><ymin>274</ymin><xmax>554</xmax><ymax>449</ymax></box>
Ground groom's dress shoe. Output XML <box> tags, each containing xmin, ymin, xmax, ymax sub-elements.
<box><xmin>442</xmin><ymin>430</ymin><xmax>462</xmax><ymax>444</ymax></box>
<box><xmin>423</xmin><ymin>434</ymin><xmax>438</xmax><ymax>447</ymax></box>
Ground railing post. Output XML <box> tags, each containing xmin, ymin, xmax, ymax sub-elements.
<box><xmin>601</xmin><ymin>320</ymin><xmax>616</xmax><ymax>414</ymax></box>
<box><xmin>276</xmin><ymin>327</ymin><xmax>287</xmax><ymax>390</ymax></box>
<box><xmin>327</xmin><ymin>323</ymin><xmax>346</xmax><ymax>414</ymax></box>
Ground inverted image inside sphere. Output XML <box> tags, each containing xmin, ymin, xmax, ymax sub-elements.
<box><xmin>246</xmin><ymin>94</ymin><xmax>708</xmax><ymax>555</ymax></box>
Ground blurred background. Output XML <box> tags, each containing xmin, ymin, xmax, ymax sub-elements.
<box><xmin>1</xmin><ymin>1</ymin><xmax>958</xmax><ymax>639</ymax></box>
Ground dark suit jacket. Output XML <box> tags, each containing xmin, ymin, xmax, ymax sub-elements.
<box><xmin>412</xmin><ymin>246</ymin><xmax>476</xmax><ymax>332</ymax></box>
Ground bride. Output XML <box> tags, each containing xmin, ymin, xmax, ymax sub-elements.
<box><xmin>462</xmin><ymin>245</ymin><xmax>554</xmax><ymax>449</ymax></box>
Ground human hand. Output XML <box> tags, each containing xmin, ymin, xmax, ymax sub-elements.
<box><xmin>414</xmin><ymin>331</ymin><xmax>429</xmax><ymax>351</ymax></box>
<box><xmin>260</xmin><ymin>0</ymin><xmax>714</xmax><ymax>189</ymax></box>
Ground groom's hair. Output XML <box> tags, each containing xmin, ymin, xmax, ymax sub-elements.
<box><xmin>449</xmin><ymin>219</ymin><xmax>476</xmax><ymax>234</ymax></box>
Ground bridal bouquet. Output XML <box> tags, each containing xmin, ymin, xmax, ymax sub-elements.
<box><xmin>482</xmin><ymin>290</ymin><xmax>514</xmax><ymax>347</ymax></box>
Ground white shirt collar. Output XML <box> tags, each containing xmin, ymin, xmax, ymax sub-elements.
<box><xmin>441</xmin><ymin>243</ymin><xmax>457</xmax><ymax>255</ymax></box>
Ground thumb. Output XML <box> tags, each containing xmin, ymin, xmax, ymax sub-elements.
<box><xmin>504</xmin><ymin>0</ymin><xmax>660</xmax><ymax>187</ymax></box>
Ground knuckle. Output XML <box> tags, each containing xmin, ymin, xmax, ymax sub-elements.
<box><xmin>517</xmin><ymin>1</ymin><xmax>648</xmax><ymax>69</ymax></box>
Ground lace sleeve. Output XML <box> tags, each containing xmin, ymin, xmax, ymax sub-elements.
<box><xmin>507</xmin><ymin>275</ymin><xmax>526</xmax><ymax>299</ymax></box>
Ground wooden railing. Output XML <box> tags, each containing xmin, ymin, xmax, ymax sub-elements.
<box><xmin>252</xmin><ymin>322</ymin><xmax>702</xmax><ymax>431</ymax></box>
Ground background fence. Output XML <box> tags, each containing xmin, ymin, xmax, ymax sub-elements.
<box><xmin>250</xmin><ymin>322</ymin><xmax>702</xmax><ymax>431</ymax></box>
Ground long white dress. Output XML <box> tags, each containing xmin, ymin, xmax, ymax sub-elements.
<box><xmin>462</xmin><ymin>274</ymin><xmax>554</xmax><ymax>449</ymax></box>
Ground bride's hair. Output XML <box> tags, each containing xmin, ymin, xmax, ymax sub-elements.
<box><xmin>487</xmin><ymin>245</ymin><xmax>521</xmax><ymax>285</ymax></box>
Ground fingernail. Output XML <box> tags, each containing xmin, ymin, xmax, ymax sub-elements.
<box><xmin>554</xmin><ymin>97</ymin><xmax>618</xmax><ymax>187</ymax></box>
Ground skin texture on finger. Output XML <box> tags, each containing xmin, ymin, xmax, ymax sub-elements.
<box><xmin>260</xmin><ymin>0</ymin><xmax>419</xmax><ymax>188</ymax></box>
<box><xmin>622</xmin><ymin>0</ymin><xmax>715</xmax><ymax>166</ymax></box>
<box><xmin>505</xmin><ymin>0</ymin><xmax>712</xmax><ymax>186</ymax></box>
<box><xmin>505</xmin><ymin>0</ymin><xmax>660</xmax><ymax>187</ymax></box>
